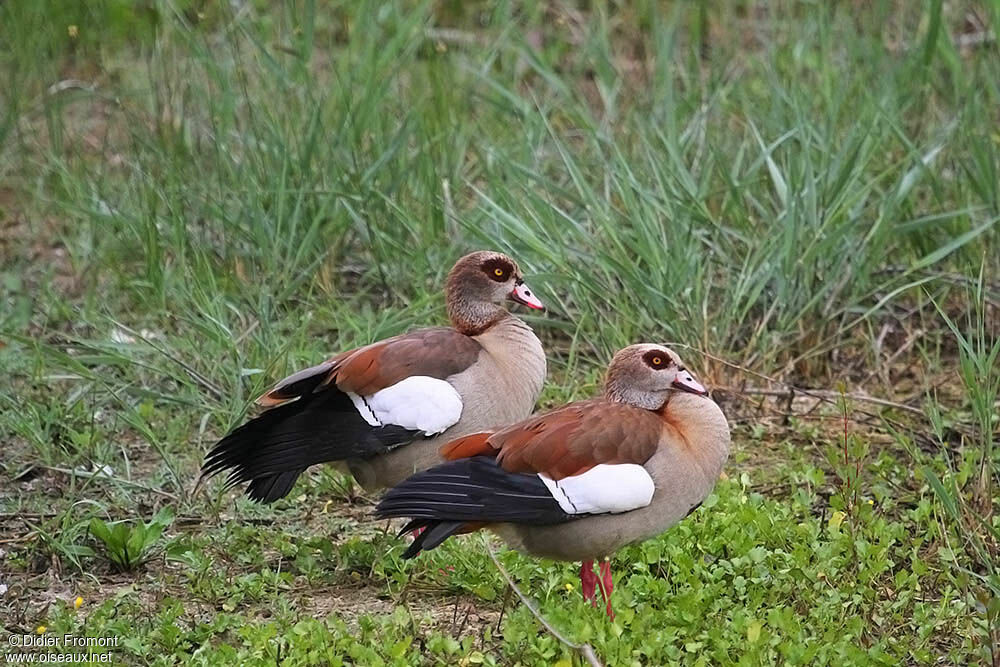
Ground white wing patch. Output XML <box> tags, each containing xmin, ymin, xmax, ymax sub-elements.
<box><xmin>347</xmin><ymin>376</ymin><xmax>463</xmax><ymax>436</ymax></box>
<box><xmin>538</xmin><ymin>464</ymin><xmax>654</xmax><ymax>515</ymax></box>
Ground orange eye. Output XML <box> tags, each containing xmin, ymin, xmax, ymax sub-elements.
<box><xmin>652</xmin><ymin>356</ymin><xmax>662</xmax><ymax>366</ymax></box>
<box><xmin>494</xmin><ymin>268</ymin><xmax>504</xmax><ymax>277</ymax></box>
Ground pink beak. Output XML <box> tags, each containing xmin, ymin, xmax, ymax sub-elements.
<box><xmin>510</xmin><ymin>281</ymin><xmax>544</xmax><ymax>310</ymax></box>
<box><xmin>672</xmin><ymin>370</ymin><xmax>707</xmax><ymax>396</ymax></box>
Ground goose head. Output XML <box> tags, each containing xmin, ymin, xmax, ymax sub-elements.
<box><xmin>446</xmin><ymin>251</ymin><xmax>544</xmax><ymax>334</ymax></box>
<box><xmin>604</xmin><ymin>344</ymin><xmax>707</xmax><ymax>410</ymax></box>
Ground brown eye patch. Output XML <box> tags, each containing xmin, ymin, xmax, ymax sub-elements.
<box><xmin>642</xmin><ymin>350</ymin><xmax>672</xmax><ymax>370</ymax></box>
<box><xmin>481</xmin><ymin>257</ymin><xmax>514</xmax><ymax>282</ymax></box>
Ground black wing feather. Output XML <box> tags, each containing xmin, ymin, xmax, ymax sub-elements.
<box><xmin>376</xmin><ymin>456</ymin><xmax>574</xmax><ymax>558</ymax></box>
<box><xmin>202</xmin><ymin>387</ymin><xmax>419</xmax><ymax>503</ymax></box>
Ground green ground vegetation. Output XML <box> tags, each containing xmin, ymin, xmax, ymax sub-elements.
<box><xmin>1</xmin><ymin>1</ymin><xmax>998</xmax><ymax>665</ymax></box>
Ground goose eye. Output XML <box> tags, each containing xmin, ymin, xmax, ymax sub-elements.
<box><xmin>484</xmin><ymin>260</ymin><xmax>512</xmax><ymax>282</ymax></box>
<box><xmin>642</xmin><ymin>350</ymin><xmax>671</xmax><ymax>370</ymax></box>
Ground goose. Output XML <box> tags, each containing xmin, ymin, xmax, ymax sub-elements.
<box><xmin>201</xmin><ymin>251</ymin><xmax>547</xmax><ymax>502</ymax></box>
<box><xmin>376</xmin><ymin>344</ymin><xmax>730</xmax><ymax>618</ymax></box>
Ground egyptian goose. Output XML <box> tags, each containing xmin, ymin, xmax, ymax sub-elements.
<box><xmin>201</xmin><ymin>251</ymin><xmax>546</xmax><ymax>502</ymax></box>
<box><xmin>376</xmin><ymin>344</ymin><xmax>730</xmax><ymax>618</ymax></box>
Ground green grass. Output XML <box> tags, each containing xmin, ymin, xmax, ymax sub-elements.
<box><xmin>1</xmin><ymin>1</ymin><xmax>998</xmax><ymax>664</ymax></box>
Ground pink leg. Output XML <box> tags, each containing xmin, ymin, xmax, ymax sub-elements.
<box><xmin>597</xmin><ymin>559</ymin><xmax>614</xmax><ymax>620</ymax></box>
<box><xmin>580</xmin><ymin>560</ymin><xmax>597</xmax><ymax>604</ymax></box>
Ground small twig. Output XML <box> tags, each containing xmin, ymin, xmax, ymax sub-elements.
<box><xmin>450</xmin><ymin>594</ymin><xmax>460</xmax><ymax>630</ymax></box>
<box><xmin>496</xmin><ymin>585</ymin><xmax>512</xmax><ymax>634</ymax></box>
<box><xmin>782</xmin><ymin>387</ymin><xmax>794</xmax><ymax>426</ymax></box>
<box><xmin>47</xmin><ymin>79</ymin><xmax>96</xmax><ymax>95</ymax></box>
<box><xmin>956</xmin><ymin>30</ymin><xmax>996</xmax><ymax>50</ymax></box>
<box><xmin>732</xmin><ymin>387</ymin><xmax>927</xmax><ymax>417</ymax></box>
<box><xmin>670</xmin><ymin>343</ymin><xmax>977</xmax><ymax>440</ymax></box>
<box><xmin>0</xmin><ymin>512</ymin><xmax>59</xmax><ymax>521</ymax></box>
<box><xmin>190</xmin><ymin>471</ymin><xmax>211</xmax><ymax>501</ymax></box>
<box><xmin>234</xmin><ymin>319</ymin><xmax>260</xmax><ymax>346</ymax></box>
<box><xmin>424</xmin><ymin>27</ymin><xmax>487</xmax><ymax>46</ymax></box>
<box><xmin>483</xmin><ymin>537</ymin><xmax>603</xmax><ymax>667</ymax></box>
<box><xmin>39</xmin><ymin>465</ymin><xmax>179</xmax><ymax>501</ymax></box>
<box><xmin>456</xmin><ymin>603</ymin><xmax>473</xmax><ymax>638</ymax></box>
<box><xmin>863</xmin><ymin>327</ymin><xmax>923</xmax><ymax>385</ymax></box>
<box><xmin>111</xmin><ymin>320</ymin><xmax>225</xmax><ymax>400</ymax></box>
